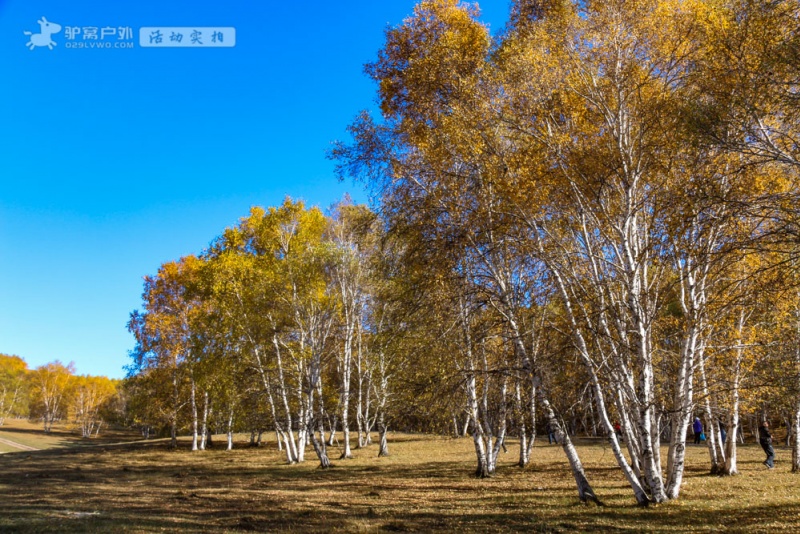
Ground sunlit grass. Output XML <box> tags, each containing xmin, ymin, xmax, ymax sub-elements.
<box><xmin>0</xmin><ymin>429</ymin><xmax>798</xmax><ymax>532</ymax></box>
<box><xmin>0</xmin><ymin>418</ymin><xmax>140</xmax><ymax>451</ymax></box>
<box><xmin>0</xmin><ymin>419</ymin><xmax>74</xmax><ymax>449</ymax></box>
<box><xmin>0</xmin><ymin>441</ymin><xmax>19</xmax><ymax>453</ymax></box>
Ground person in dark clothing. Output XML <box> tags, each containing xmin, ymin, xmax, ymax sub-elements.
<box><xmin>693</xmin><ymin>417</ymin><xmax>703</xmax><ymax>444</ymax></box>
<box><xmin>546</xmin><ymin>422</ymin><xmax>556</xmax><ymax>445</ymax></box>
<box><xmin>719</xmin><ymin>420</ymin><xmax>727</xmax><ymax>446</ymax></box>
<box><xmin>759</xmin><ymin>421</ymin><xmax>775</xmax><ymax>469</ymax></box>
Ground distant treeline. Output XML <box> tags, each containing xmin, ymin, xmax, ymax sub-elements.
<box><xmin>0</xmin><ymin>354</ymin><xmax>122</xmax><ymax>437</ymax></box>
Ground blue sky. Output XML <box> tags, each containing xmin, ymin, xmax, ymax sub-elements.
<box><xmin>0</xmin><ymin>0</ymin><xmax>509</xmax><ymax>379</ymax></box>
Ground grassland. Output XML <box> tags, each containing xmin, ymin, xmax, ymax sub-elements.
<box><xmin>0</xmin><ymin>421</ymin><xmax>798</xmax><ymax>533</ymax></box>
<box><xmin>0</xmin><ymin>419</ymin><xmax>139</xmax><ymax>450</ymax></box>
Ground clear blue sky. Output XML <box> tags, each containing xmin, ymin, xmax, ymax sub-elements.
<box><xmin>0</xmin><ymin>0</ymin><xmax>509</xmax><ymax>379</ymax></box>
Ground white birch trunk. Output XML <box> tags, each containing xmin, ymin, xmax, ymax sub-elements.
<box><xmin>466</xmin><ymin>370</ymin><xmax>491</xmax><ymax>478</ymax></box>
<box><xmin>273</xmin><ymin>335</ymin><xmax>298</xmax><ymax>463</ymax></box>
<box><xmin>327</xmin><ymin>413</ymin><xmax>338</xmax><ymax>446</ymax></box>
<box><xmin>363</xmin><ymin>369</ymin><xmax>375</xmax><ymax>445</ymax></box>
<box><xmin>792</xmin><ymin>395</ymin><xmax>800</xmax><ymax>473</ymax></box>
<box><xmin>200</xmin><ymin>390</ymin><xmax>208</xmax><ymax>450</ymax></box>
<box><xmin>724</xmin><ymin>381</ymin><xmax>740</xmax><ymax>476</ymax></box>
<box><xmin>526</xmin><ymin>379</ymin><xmax>536</xmax><ymax>462</ymax></box>
<box><xmin>665</xmin><ymin>318</ymin><xmax>698</xmax><ymax>498</ymax></box>
<box><xmin>339</xmin><ymin>319</ymin><xmax>354</xmax><ymax>459</ymax></box>
<box><xmin>720</xmin><ymin>310</ymin><xmax>746</xmax><ymax>475</ymax></box>
<box><xmin>376</xmin><ymin>351</ymin><xmax>390</xmax><ymax>457</ymax></box>
<box><xmin>698</xmin><ymin>354</ymin><xmax>721</xmax><ymax>473</ymax></box>
<box><xmin>260</xmin><ymin>363</ymin><xmax>287</xmax><ymax>454</ymax></box>
<box><xmin>226</xmin><ymin>409</ymin><xmax>234</xmax><ymax>451</ymax></box>
<box><xmin>541</xmin><ymin>396</ymin><xmax>600</xmax><ymax>505</ymax></box>
<box><xmin>793</xmin><ymin>310</ymin><xmax>800</xmax><ymax>472</ymax></box>
<box><xmin>190</xmin><ymin>374</ymin><xmax>198</xmax><ymax>452</ymax></box>
<box><xmin>515</xmin><ymin>379</ymin><xmax>532</xmax><ymax>468</ymax></box>
<box><xmin>356</xmin><ymin>335</ymin><xmax>366</xmax><ymax>448</ymax></box>
<box><xmin>547</xmin><ymin>251</ymin><xmax>650</xmax><ymax>503</ymax></box>
<box><xmin>170</xmin><ymin>368</ymin><xmax>179</xmax><ymax>449</ymax></box>
<box><xmin>378</xmin><ymin>418</ymin><xmax>389</xmax><ymax>457</ymax></box>
<box><xmin>295</xmin><ymin>365</ymin><xmax>307</xmax><ymax>463</ymax></box>
<box><xmin>309</xmin><ymin>386</ymin><xmax>332</xmax><ymax>468</ymax></box>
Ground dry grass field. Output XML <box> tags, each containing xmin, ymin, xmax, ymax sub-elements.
<box><xmin>1</xmin><ymin>421</ymin><xmax>799</xmax><ymax>533</ymax></box>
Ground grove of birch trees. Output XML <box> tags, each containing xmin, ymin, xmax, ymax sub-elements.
<box><xmin>124</xmin><ymin>0</ymin><xmax>800</xmax><ymax>507</ymax></box>
<box><xmin>0</xmin><ymin>354</ymin><xmax>119</xmax><ymax>436</ymax></box>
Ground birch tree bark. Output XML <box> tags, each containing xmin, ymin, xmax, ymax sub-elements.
<box><xmin>200</xmin><ymin>390</ymin><xmax>209</xmax><ymax>450</ymax></box>
<box><xmin>190</xmin><ymin>371</ymin><xmax>198</xmax><ymax>451</ymax></box>
<box><xmin>792</xmin><ymin>305</ymin><xmax>800</xmax><ymax>472</ymax></box>
<box><xmin>540</xmin><ymin>395</ymin><xmax>601</xmax><ymax>505</ymax></box>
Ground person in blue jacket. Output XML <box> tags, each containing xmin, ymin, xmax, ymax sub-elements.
<box><xmin>693</xmin><ymin>417</ymin><xmax>703</xmax><ymax>444</ymax></box>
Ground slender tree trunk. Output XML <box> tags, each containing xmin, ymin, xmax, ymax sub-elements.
<box><xmin>376</xmin><ymin>353</ymin><xmax>390</xmax><ymax>457</ymax></box>
<box><xmin>489</xmin><ymin>378</ymin><xmax>508</xmax><ymax>473</ymax></box>
<box><xmin>190</xmin><ymin>374</ymin><xmax>198</xmax><ymax>452</ymax></box>
<box><xmin>721</xmin><ymin>311</ymin><xmax>747</xmax><ymax>475</ymax></box>
<box><xmin>273</xmin><ymin>336</ymin><xmax>298</xmax><ymax>463</ymax></box>
<box><xmin>200</xmin><ymin>391</ymin><xmax>209</xmax><ymax>450</ymax></box>
<box><xmin>459</xmin><ymin>297</ymin><xmax>496</xmax><ymax>478</ymax></box>
<box><xmin>635</xmin><ymin>352</ymin><xmax>667</xmax><ymax>503</ymax></box>
<box><xmin>697</xmin><ymin>353</ymin><xmax>722</xmax><ymax>473</ymax></box>
<box><xmin>356</xmin><ymin>333</ymin><xmax>367</xmax><ymax>448</ymax></box>
<box><xmin>516</xmin><ymin>379</ymin><xmax>530</xmax><ymax>468</ymax></box>
<box><xmin>665</xmin><ymin>324</ymin><xmax>698</xmax><ymax>498</ymax></box>
<box><xmin>226</xmin><ymin>408</ymin><xmax>234</xmax><ymax>451</ymax></box>
<box><xmin>616</xmin><ymin>389</ymin><xmax>642</xmax><ymax>480</ymax></box>
<box><xmin>792</xmin><ymin>396</ymin><xmax>800</xmax><ymax>473</ymax></box>
<box><xmin>526</xmin><ymin>377</ymin><xmax>537</xmax><ymax>458</ymax></box>
<box><xmin>793</xmin><ymin>311</ymin><xmax>800</xmax><ymax>472</ymax></box>
<box><xmin>651</xmin><ymin>407</ymin><xmax>663</xmax><ymax>476</ymax></box>
<box><xmin>309</xmin><ymin>382</ymin><xmax>332</xmax><ymax>468</ymax></box>
<box><xmin>315</xmin><ymin>379</ymin><xmax>328</xmax><ymax>446</ymax></box>
<box><xmin>327</xmin><ymin>413</ymin><xmax>338</xmax><ymax>446</ymax></box>
<box><xmin>357</xmin><ymin>408</ymin><xmax>366</xmax><ymax>447</ymax></box>
<box><xmin>784</xmin><ymin>415</ymin><xmax>792</xmax><ymax>448</ymax></box>
<box><xmin>260</xmin><ymin>360</ymin><xmax>289</xmax><ymax>456</ymax></box>
<box><xmin>377</xmin><ymin>413</ymin><xmax>389</xmax><ymax>457</ymax></box>
<box><xmin>309</xmin><ymin>420</ymin><xmax>332</xmax><ymax>468</ymax></box>
<box><xmin>587</xmin><ymin>377</ymin><xmax>649</xmax><ymax>506</ymax></box>
<box><xmin>170</xmin><ymin>367</ymin><xmax>179</xmax><ymax>449</ymax></box>
<box><xmin>356</xmin><ymin>363</ymin><xmax>365</xmax><ymax>448</ymax></box>
<box><xmin>541</xmin><ymin>395</ymin><xmax>601</xmax><ymax>505</ymax></box>
<box><xmin>588</xmin><ymin>389</ymin><xmax>598</xmax><ymax>437</ymax></box>
<box><xmin>340</xmin><ymin>322</ymin><xmax>354</xmax><ymax>459</ymax></box>
<box><xmin>295</xmin><ymin>362</ymin><xmax>308</xmax><ymax>463</ymax></box>
<box><xmin>363</xmin><ymin>371</ymin><xmax>374</xmax><ymax>446</ymax></box>
<box><xmin>467</xmin><ymin>371</ymin><xmax>491</xmax><ymax>478</ymax></box>
<box><xmin>724</xmin><ymin>389</ymin><xmax>740</xmax><ymax>476</ymax></box>
<box><xmin>542</xmin><ymin>246</ymin><xmax>650</xmax><ymax>503</ymax></box>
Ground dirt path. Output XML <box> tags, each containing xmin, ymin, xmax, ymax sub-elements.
<box><xmin>0</xmin><ymin>436</ymin><xmax>40</xmax><ymax>452</ymax></box>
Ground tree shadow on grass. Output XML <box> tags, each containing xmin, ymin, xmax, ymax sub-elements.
<box><xmin>0</xmin><ymin>441</ymin><xmax>798</xmax><ymax>533</ymax></box>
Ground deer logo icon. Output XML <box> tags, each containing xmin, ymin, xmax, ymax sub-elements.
<box><xmin>24</xmin><ymin>17</ymin><xmax>62</xmax><ymax>50</ymax></box>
